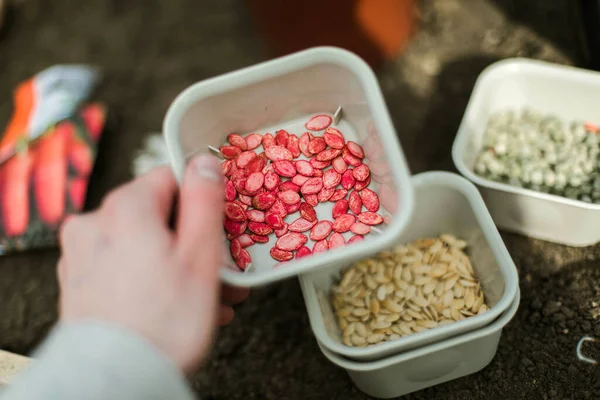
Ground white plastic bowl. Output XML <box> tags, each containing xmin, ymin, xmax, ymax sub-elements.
<box><xmin>318</xmin><ymin>289</ymin><xmax>520</xmax><ymax>399</ymax></box>
<box><xmin>299</xmin><ymin>171</ymin><xmax>519</xmax><ymax>361</ymax></box>
<box><xmin>452</xmin><ymin>58</ymin><xmax>600</xmax><ymax>247</ymax></box>
<box><xmin>163</xmin><ymin>47</ymin><xmax>414</xmax><ymax>287</ymax></box>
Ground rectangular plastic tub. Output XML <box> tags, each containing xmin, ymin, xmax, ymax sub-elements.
<box><xmin>452</xmin><ymin>58</ymin><xmax>600</xmax><ymax>247</ymax></box>
<box><xmin>163</xmin><ymin>47</ymin><xmax>414</xmax><ymax>287</ymax></box>
<box><xmin>318</xmin><ymin>289</ymin><xmax>520</xmax><ymax>399</ymax></box>
<box><xmin>299</xmin><ymin>171</ymin><xmax>519</xmax><ymax>360</ymax></box>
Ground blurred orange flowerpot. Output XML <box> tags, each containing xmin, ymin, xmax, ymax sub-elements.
<box><xmin>246</xmin><ymin>0</ymin><xmax>418</xmax><ymax>68</ymax></box>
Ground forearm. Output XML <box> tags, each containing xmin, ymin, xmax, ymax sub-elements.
<box><xmin>0</xmin><ymin>321</ymin><xmax>195</xmax><ymax>400</ymax></box>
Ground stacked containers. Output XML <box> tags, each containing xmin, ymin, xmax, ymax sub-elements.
<box><xmin>163</xmin><ymin>47</ymin><xmax>520</xmax><ymax>398</ymax></box>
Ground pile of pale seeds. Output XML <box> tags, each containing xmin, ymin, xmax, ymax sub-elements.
<box><xmin>331</xmin><ymin>234</ymin><xmax>488</xmax><ymax>347</ymax></box>
<box><xmin>474</xmin><ymin>108</ymin><xmax>600</xmax><ymax>203</ymax></box>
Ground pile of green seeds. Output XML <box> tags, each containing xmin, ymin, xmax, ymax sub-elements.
<box><xmin>474</xmin><ymin>108</ymin><xmax>600</xmax><ymax>203</ymax></box>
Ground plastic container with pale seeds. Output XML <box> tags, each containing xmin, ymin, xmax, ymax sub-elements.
<box><xmin>317</xmin><ymin>288</ymin><xmax>520</xmax><ymax>399</ymax></box>
<box><xmin>453</xmin><ymin>58</ymin><xmax>600</xmax><ymax>246</ymax></box>
<box><xmin>299</xmin><ymin>172</ymin><xmax>519</xmax><ymax>361</ymax></box>
<box><xmin>163</xmin><ymin>47</ymin><xmax>415</xmax><ymax>287</ymax></box>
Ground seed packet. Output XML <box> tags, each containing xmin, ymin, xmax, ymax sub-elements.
<box><xmin>0</xmin><ymin>103</ymin><xmax>106</xmax><ymax>255</ymax></box>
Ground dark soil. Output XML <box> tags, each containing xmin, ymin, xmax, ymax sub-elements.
<box><xmin>0</xmin><ymin>0</ymin><xmax>599</xmax><ymax>399</ymax></box>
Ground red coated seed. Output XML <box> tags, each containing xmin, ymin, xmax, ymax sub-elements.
<box><xmin>329</xmin><ymin>232</ymin><xmax>346</xmax><ymax>249</ymax></box>
<box><xmin>313</xmin><ymin>239</ymin><xmax>329</xmax><ymax>253</ymax></box>
<box><xmin>357</xmin><ymin>212</ymin><xmax>384</xmax><ymax>225</ymax></box>
<box><xmin>275</xmin><ymin>129</ymin><xmax>290</xmax><ymax>147</ymax></box>
<box><xmin>323</xmin><ymin>169</ymin><xmax>342</xmax><ymax>188</ymax></box>
<box><xmin>235</xmin><ymin>249</ymin><xmax>252</xmax><ymax>270</ymax></box>
<box><xmin>313</xmin><ymin>169</ymin><xmax>323</xmax><ymax>177</ymax></box>
<box><xmin>308</xmin><ymin>137</ymin><xmax>326</xmax><ymax>154</ymax></box>
<box><xmin>265</xmin><ymin>145</ymin><xmax>293</xmax><ymax>162</ymax></box>
<box><xmin>270</xmin><ymin>247</ymin><xmax>294</xmax><ymax>261</ymax></box>
<box><xmin>285</xmin><ymin>202</ymin><xmax>301</xmax><ymax>214</ymax></box>
<box><xmin>332</xmin><ymin>157</ymin><xmax>348</xmax><ymax>174</ymax></box>
<box><xmin>230</xmin><ymin>239</ymin><xmax>243</xmax><ymax>259</ymax></box>
<box><xmin>279</xmin><ymin>181</ymin><xmax>301</xmax><ymax>193</ymax></box>
<box><xmin>310</xmin><ymin>157</ymin><xmax>331</xmax><ymax>169</ymax></box>
<box><xmin>275</xmin><ymin>223</ymin><xmax>289</xmax><ymax>238</ymax></box>
<box><xmin>278</xmin><ymin>190</ymin><xmax>301</xmax><ymax>205</ymax></box>
<box><xmin>264</xmin><ymin>171</ymin><xmax>281</xmax><ymax>191</ymax></box>
<box><xmin>310</xmin><ymin>220</ymin><xmax>333</xmax><ymax>241</ymax></box>
<box><xmin>360</xmin><ymin>188</ymin><xmax>380</xmax><ymax>212</ymax></box>
<box><xmin>245</xmin><ymin>172</ymin><xmax>265</xmax><ymax>193</ymax></box>
<box><xmin>225</xmin><ymin>181</ymin><xmax>237</xmax><ymax>202</ymax></box>
<box><xmin>263</xmin><ymin>163</ymin><xmax>275</xmax><ymax>174</ymax></box>
<box><xmin>251</xmin><ymin>234</ymin><xmax>270</xmax><ymax>243</ymax></box>
<box><xmin>224</xmin><ymin>219</ymin><xmax>247</xmax><ymax>236</ymax></box>
<box><xmin>299</xmin><ymin>132</ymin><xmax>312</xmax><ymax>157</ymax></box>
<box><xmin>225</xmin><ymin>202</ymin><xmax>247</xmax><ymax>222</ymax></box>
<box><xmin>348</xmin><ymin>235</ymin><xmax>364</xmax><ymax>244</ymax></box>
<box><xmin>288</xmin><ymin>217</ymin><xmax>318</xmax><ymax>232</ymax></box>
<box><xmin>228</xmin><ymin>133</ymin><xmax>248</xmax><ymax>151</ymax></box>
<box><xmin>305</xmin><ymin>194</ymin><xmax>318</xmax><ymax>206</ymax></box>
<box><xmin>342</xmin><ymin>148</ymin><xmax>362</xmax><ymax>166</ymax></box>
<box><xmin>332</xmin><ymin>199</ymin><xmax>349</xmax><ymax>219</ymax></box>
<box><xmin>234</xmin><ymin>178</ymin><xmax>249</xmax><ymax>195</ymax></box>
<box><xmin>244</xmin><ymin>156</ymin><xmax>266</xmax><ymax>175</ymax></box>
<box><xmin>295</xmin><ymin>160</ymin><xmax>315</xmax><ymax>176</ymax></box>
<box><xmin>318</xmin><ymin>186</ymin><xmax>335</xmax><ymax>202</ymax></box>
<box><xmin>252</xmin><ymin>192</ymin><xmax>276</xmax><ymax>210</ymax></box>
<box><xmin>349</xmin><ymin>190</ymin><xmax>363</xmax><ymax>214</ymax></box>
<box><xmin>333</xmin><ymin>213</ymin><xmax>356</xmax><ymax>233</ymax></box>
<box><xmin>296</xmin><ymin>246</ymin><xmax>312</xmax><ymax>258</ymax></box>
<box><xmin>231</xmin><ymin>169</ymin><xmax>246</xmax><ymax>182</ymax></box>
<box><xmin>341</xmin><ymin>170</ymin><xmax>356</xmax><ymax>190</ymax></box>
<box><xmin>226</xmin><ymin>232</ymin><xmax>235</xmax><ymax>240</ymax></box>
<box><xmin>265</xmin><ymin>211</ymin><xmax>285</xmax><ymax>229</ymax></box>
<box><xmin>262</xmin><ymin>133</ymin><xmax>276</xmax><ymax>148</ymax></box>
<box><xmin>346</xmin><ymin>141</ymin><xmax>365</xmax><ymax>158</ymax></box>
<box><xmin>247</xmin><ymin>209</ymin><xmax>266</xmax><ymax>223</ymax></box>
<box><xmin>301</xmin><ymin>177</ymin><xmax>324</xmax><ymax>195</ymax></box>
<box><xmin>236</xmin><ymin>151</ymin><xmax>258</xmax><ymax>169</ymax></box>
<box><xmin>353</xmin><ymin>164</ymin><xmax>370</xmax><ymax>181</ymax></box>
<box><xmin>287</xmin><ymin>135</ymin><xmax>301</xmax><ymax>158</ymax></box>
<box><xmin>299</xmin><ymin>202</ymin><xmax>317</xmax><ymax>222</ymax></box>
<box><xmin>220</xmin><ymin>145</ymin><xmax>242</xmax><ymax>159</ymax></box>
<box><xmin>292</xmin><ymin>174</ymin><xmax>310</xmax><ymax>186</ymax></box>
<box><xmin>316</xmin><ymin>148</ymin><xmax>343</xmax><ymax>162</ymax></box>
<box><xmin>273</xmin><ymin>160</ymin><xmax>297</xmax><ymax>178</ymax></box>
<box><xmin>305</xmin><ymin>114</ymin><xmax>333</xmax><ymax>131</ymax></box>
<box><xmin>237</xmin><ymin>233</ymin><xmax>255</xmax><ymax>248</ymax></box>
<box><xmin>354</xmin><ymin>176</ymin><xmax>371</xmax><ymax>191</ymax></box>
<box><xmin>276</xmin><ymin>232</ymin><xmax>308</xmax><ymax>251</ymax></box>
<box><xmin>350</xmin><ymin>222</ymin><xmax>371</xmax><ymax>235</ymax></box>
<box><xmin>323</xmin><ymin>130</ymin><xmax>345</xmax><ymax>149</ymax></box>
<box><xmin>234</xmin><ymin>199</ymin><xmax>249</xmax><ymax>211</ymax></box>
<box><xmin>330</xmin><ymin>189</ymin><xmax>348</xmax><ymax>202</ymax></box>
<box><xmin>221</xmin><ymin>160</ymin><xmax>233</xmax><ymax>176</ymax></box>
<box><xmin>269</xmin><ymin>200</ymin><xmax>288</xmax><ymax>218</ymax></box>
<box><xmin>324</xmin><ymin>127</ymin><xmax>345</xmax><ymax>141</ymax></box>
<box><xmin>248</xmin><ymin>222</ymin><xmax>273</xmax><ymax>235</ymax></box>
<box><xmin>239</xmin><ymin>194</ymin><xmax>253</xmax><ymax>206</ymax></box>
<box><xmin>245</xmin><ymin>133</ymin><xmax>262</xmax><ymax>150</ymax></box>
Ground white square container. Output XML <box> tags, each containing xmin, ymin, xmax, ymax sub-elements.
<box><xmin>163</xmin><ymin>47</ymin><xmax>414</xmax><ymax>287</ymax></box>
<box><xmin>299</xmin><ymin>171</ymin><xmax>519</xmax><ymax>361</ymax></box>
<box><xmin>318</xmin><ymin>289</ymin><xmax>520</xmax><ymax>399</ymax></box>
<box><xmin>452</xmin><ymin>58</ymin><xmax>600</xmax><ymax>246</ymax></box>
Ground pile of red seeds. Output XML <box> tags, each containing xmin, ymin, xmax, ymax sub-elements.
<box><xmin>222</xmin><ymin>114</ymin><xmax>384</xmax><ymax>271</ymax></box>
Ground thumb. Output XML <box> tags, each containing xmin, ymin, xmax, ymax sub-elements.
<box><xmin>176</xmin><ymin>154</ymin><xmax>224</xmax><ymax>284</ymax></box>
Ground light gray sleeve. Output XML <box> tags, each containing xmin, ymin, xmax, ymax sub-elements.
<box><xmin>0</xmin><ymin>321</ymin><xmax>196</xmax><ymax>400</ymax></box>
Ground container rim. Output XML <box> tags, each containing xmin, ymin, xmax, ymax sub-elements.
<box><xmin>300</xmin><ymin>171</ymin><xmax>520</xmax><ymax>358</ymax></box>
<box><xmin>318</xmin><ymin>288</ymin><xmax>520</xmax><ymax>371</ymax></box>
<box><xmin>452</xmin><ymin>57</ymin><xmax>600</xmax><ymax>212</ymax></box>
<box><xmin>162</xmin><ymin>46</ymin><xmax>415</xmax><ymax>287</ymax></box>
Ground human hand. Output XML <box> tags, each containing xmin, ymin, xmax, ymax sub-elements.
<box><xmin>57</xmin><ymin>155</ymin><xmax>248</xmax><ymax>371</ymax></box>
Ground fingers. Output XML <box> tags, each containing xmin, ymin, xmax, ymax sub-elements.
<box><xmin>221</xmin><ymin>285</ymin><xmax>250</xmax><ymax>306</ymax></box>
<box><xmin>176</xmin><ymin>154</ymin><xmax>224</xmax><ymax>281</ymax></box>
<box><xmin>102</xmin><ymin>166</ymin><xmax>178</xmax><ymax>226</ymax></box>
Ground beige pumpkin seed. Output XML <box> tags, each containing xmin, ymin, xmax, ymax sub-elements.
<box><xmin>402</xmin><ymin>267</ymin><xmax>412</xmax><ymax>282</ymax></box>
<box><xmin>376</xmin><ymin>285</ymin><xmax>387</xmax><ymax>301</ymax></box>
<box><xmin>405</xmin><ymin>285</ymin><xmax>417</xmax><ymax>300</ymax></box>
<box><xmin>452</xmin><ymin>298</ymin><xmax>465</xmax><ymax>310</ymax></box>
<box><xmin>451</xmin><ymin>308</ymin><xmax>462</xmax><ymax>321</ymax></box>
<box><xmin>472</xmin><ymin>294</ymin><xmax>484</xmax><ymax>312</ymax></box>
<box><xmin>343</xmin><ymin>322</ymin><xmax>356</xmax><ymax>337</ymax></box>
<box><xmin>413</xmin><ymin>325</ymin><xmax>427</xmax><ymax>333</ymax></box>
<box><xmin>370</xmin><ymin>299</ymin><xmax>380</xmax><ymax>315</ymax></box>
<box><xmin>337</xmin><ymin>307</ymin><xmax>353</xmax><ymax>317</ymax></box>
<box><xmin>478</xmin><ymin>304</ymin><xmax>489</xmax><ymax>314</ymax></box>
<box><xmin>371</xmin><ymin>320</ymin><xmax>392</xmax><ymax>330</ymax></box>
<box><xmin>459</xmin><ymin>279</ymin><xmax>477</xmax><ymax>288</ymax></box>
<box><xmin>407</xmin><ymin>309</ymin><xmax>423</xmax><ymax>320</ymax></box>
<box><xmin>394</xmin><ymin>279</ymin><xmax>409</xmax><ymax>290</ymax></box>
<box><xmin>453</xmin><ymin>284</ymin><xmax>464</xmax><ymax>299</ymax></box>
<box><xmin>443</xmin><ymin>290</ymin><xmax>454</xmax><ymax>307</ymax></box>
<box><xmin>343</xmin><ymin>336</ymin><xmax>353</xmax><ymax>347</ymax></box>
<box><xmin>386</xmin><ymin>313</ymin><xmax>401</xmax><ymax>322</ymax></box>
<box><xmin>464</xmin><ymin>288</ymin><xmax>475</xmax><ymax>309</ymax></box>
<box><xmin>434</xmin><ymin>281</ymin><xmax>445</xmax><ymax>297</ymax></box>
<box><xmin>382</xmin><ymin>299</ymin><xmax>404</xmax><ymax>313</ymax></box>
<box><xmin>367</xmin><ymin>333</ymin><xmax>385</xmax><ymax>344</ymax></box>
<box><xmin>351</xmin><ymin>334</ymin><xmax>366</xmax><ymax>346</ymax></box>
<box><xmin>414</xmin><ymin>275</ymin><xmax>432</xmax><ymax>286</ymax></box>
<box><xmin>398</xmin><ymin>322</ymin><xmax>413</xmax><ymax>335</ymax></box>
<box><xmin>355</xmin><ymin>322</ymin><xmax>368</xmax><ymax>337</ymax></box>
<box><xmin>352</xmin><ymin>308</ymin><xmax>369</xmax><ymax>317</ymax></box>
<box><xmin>444</xmin><ymin>275</ymin><xmax>459</xmax><ymax>291</ymax></box>
<box><xmin>442</xmin><ymin>308</ymin><xmax>452</xmax><ymax>319</ymax></box>
<box><xmin>413</xmin><ymin>295</ymin><xmax>429</xmax><ymax>307</ymax></box>
<box><xmin>439</xmin><ymin>319</ymin><xmax>454</xmax><ymax>326</ymax></box>
<box><xmin>423</xmin><ymin>281</ymin><xmax>437</xmax><ymax>295</ymax></box>
<box><xmin>417</xmin><ymin>320</ymin><xmax>438</xmax><ymax>329</ymax></box>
